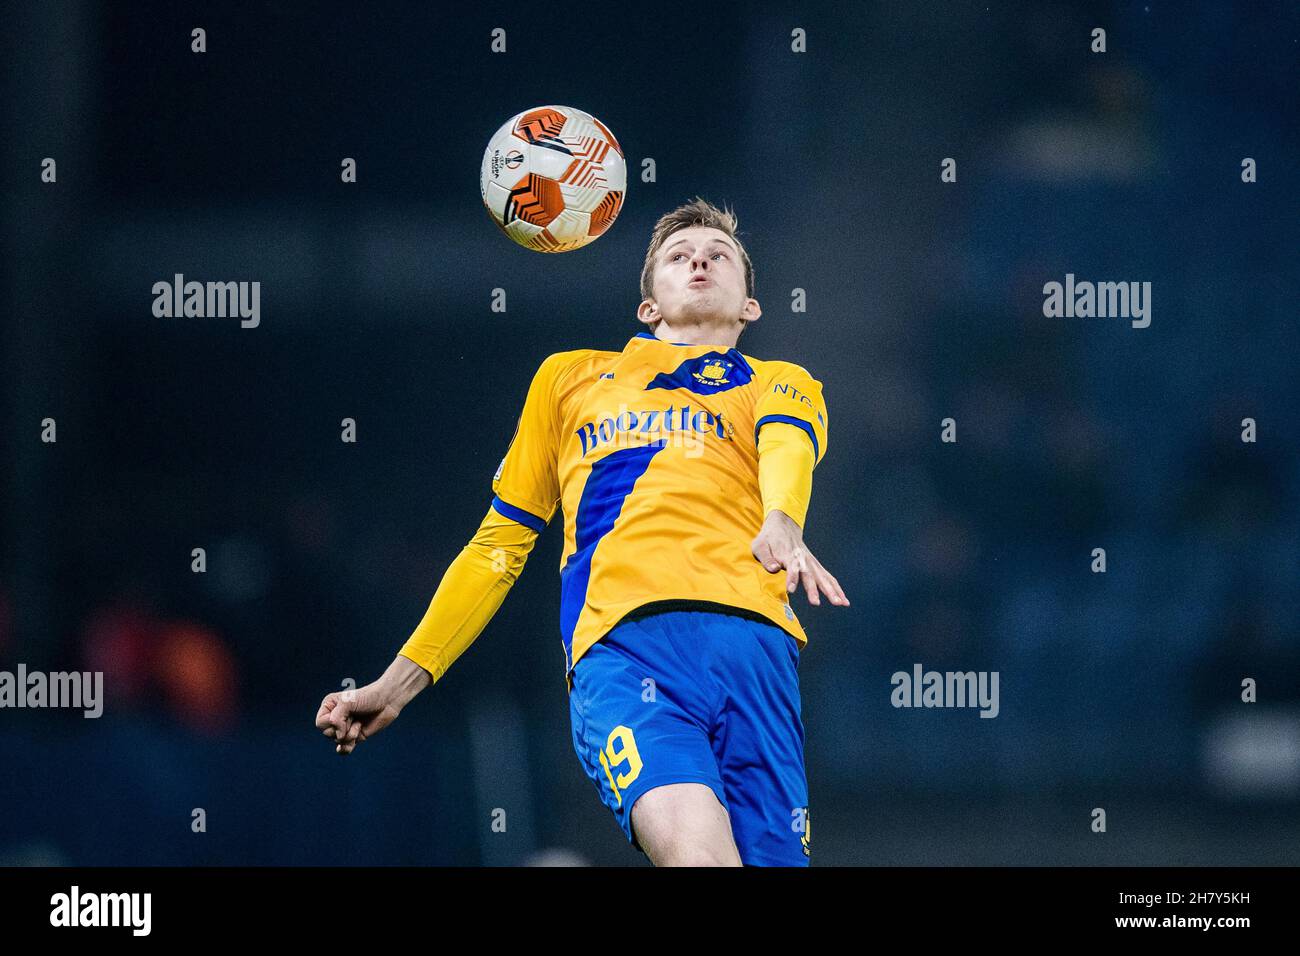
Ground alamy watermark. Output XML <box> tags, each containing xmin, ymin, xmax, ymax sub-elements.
<box><xmin>0</xmin><ymin>665</ymin><xmax>103</xmax><ymax>718</ymax></box>
<box><xmin>1042</xmin><ymin>273</ymin><xmax>1151</xmax><ymax>328</ymax></box>
<box><xmin>890</xmin><ymin>663</ymin><xmax>999</xmax><ymax>718</ymax></box>
<box><xmin>50</xmin><ymin>886</ymin><xmax>150</xmax><ymax>936</ymax></box>
<box><xmin>152</xmin><ymin>274</ymin><xmax>260</xmax><ymax>328</ymax></box>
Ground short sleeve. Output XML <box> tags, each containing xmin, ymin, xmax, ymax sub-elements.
<box><xmin>753</xmin><ymin>362</ymin><xmax>829</xmax><ymax>466</ymax></box>
<box><xmin>490</xmin><ymin>353</ymin><xmax>567</xmax><ymax>529</ymax></box>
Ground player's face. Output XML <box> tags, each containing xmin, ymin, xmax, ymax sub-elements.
<box><xmin>648</xmin><ymin>226</ymin><xmax>752</xmax><ymax>325</ymax></box>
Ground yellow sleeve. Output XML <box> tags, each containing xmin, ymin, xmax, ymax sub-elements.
<box><xmin>753</xmin><ymin>362</ymin><xmax>829</xmax><ymax>467</ymax></box>
<box><xmin>399</xmin><ymin>352</ymin><xmax>572</xmax><ymax>682</ymax></box>
<box><xmin>758</xmin><ymin>423</ymin><xmax>816</xmax><ymax>529</ymax></box>
<box><xmin>398</xmin><ymin>504</ymin><xmax>541</xmax><ymax>682</ymax></box>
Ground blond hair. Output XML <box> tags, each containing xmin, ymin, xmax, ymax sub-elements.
<box><xmin>640</xmin><ymin>197</ymin><xmax>755</xmax><ymax>303</ymax></box>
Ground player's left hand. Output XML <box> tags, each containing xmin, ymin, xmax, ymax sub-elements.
<box><xmin>751</xmin><ymin>510</ymin><xmax>850</xmax><ymax>607</ymax></box>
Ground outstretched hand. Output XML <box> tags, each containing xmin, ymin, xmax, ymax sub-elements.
<box><xmin>314</xmin><ymin>656</ymin><xmax>433</xmax><ymax>755</ymax></box>
<box><xmin>751</xmin><ymin>510</ymin><xmax>850</xmax><ymax>607</ymax></box>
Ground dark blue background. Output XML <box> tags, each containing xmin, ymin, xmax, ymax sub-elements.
<box><xmin>2</xmin><ymin>1</ymin><xmax>1297</xmax><ymax>865</ymax></box>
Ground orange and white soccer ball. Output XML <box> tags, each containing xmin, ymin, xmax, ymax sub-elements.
<box><xmin>480</xmin><ymin>105</ymin><xmax>627</xmax><ymax>252</ymax></box>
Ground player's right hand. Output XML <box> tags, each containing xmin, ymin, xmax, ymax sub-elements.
<box><xmin>314</xmin><ymin>683</ymin><xmax>400</xmax><ymax>756</ymax></box>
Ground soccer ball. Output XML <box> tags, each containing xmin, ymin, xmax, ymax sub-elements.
<box><xmin>480</xmin><ymin>105</ymin><xmax>627</xmax><ymax>253</ymax></box>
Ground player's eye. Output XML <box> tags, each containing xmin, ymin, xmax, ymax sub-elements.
<box><xmin>711</xmin><ymin>252</ymin><xmax>726</xmax><ymax>260</ymax></box>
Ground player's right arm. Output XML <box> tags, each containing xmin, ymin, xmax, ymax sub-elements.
<box><xmin>314</xmin><ymin>352</ymin><xmax>568</xmax><ymax>755</ymax></box>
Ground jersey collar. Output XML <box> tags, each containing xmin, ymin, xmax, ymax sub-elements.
<box><xmin>624</xmin><ymin>331</ymin><xmax>758</xmax><ymax>377</ymax></box>
<box><xmin>628</xmin><ymin>331</ymin><xmax>710</xmax><ymax>349</ymax></box>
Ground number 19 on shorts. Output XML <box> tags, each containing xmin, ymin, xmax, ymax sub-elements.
<box><xmin>597</xmin><ymin>725</ymin><xmax>643</xmax><ymax>805</ymax></box>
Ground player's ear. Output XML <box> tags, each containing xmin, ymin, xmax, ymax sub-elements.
<box><xmin>636</xmin><ymin>299</ymin><xmax>660</xmax><ymax>328</ymax></box>
<box><xmin>741</xmin><ymin>297</ymin><xmax>761</xmax><ymax>324</ymax></box>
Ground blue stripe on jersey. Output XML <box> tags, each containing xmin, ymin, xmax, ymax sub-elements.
<box><xmin>559</xmin><ymin>440</ymin><xmax>668</xmax><ymax>671</ymax></box>
<box><xmin>491</xmin><ymin>495</ymin><xmax>548</xmax><ymax>532</ymax></box>
<box><xmin>754</xmin><ymin>414</ymin><xmax>819</xmax><ymax>461</ymax></box>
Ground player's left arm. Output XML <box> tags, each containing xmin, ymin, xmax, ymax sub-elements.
<box><xmin>751</xmin><ymin>362</ymin><xmax>850</xmax><ymax>607</ymax></box>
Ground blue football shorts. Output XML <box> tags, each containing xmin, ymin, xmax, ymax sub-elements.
<box><xmin>568</xmin><ymin>606</ymin><xmax>810</xmax><ymax>866</ymax></box>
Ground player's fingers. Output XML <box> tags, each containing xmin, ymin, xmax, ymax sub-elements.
<box><xmin>335</xmin><ymin>722</ymin><xmax>353</xmax><ymax>754</ymax></box>
<box><xmin>817</xmin><ymin>569</ymin><xmax>843</xmax><ymax>605</ymax></box>
<box><xmin>315</xmin><ymin>695</ymin><xmax>338</xmax><ymax>730</ymax></box>
<box><xmin>329</xmin><ymin>699</ymin><xmax>353</xmax><ymax>733</ymax></box>
<box><xmin>780</xmin><ymin>546</ymin><xmax>811</xmax><ymax>606</ymax></box>
<box><xmin>807</xmin><ymin>554</ymin><xmax>848</xmax><ymax>606</ymax></box>
<box><xmin>338</xmin><ymin>720</ymin><xmax>363</xmax><ymax>754</ymax></box>
<box><xmin>818</xmin><ymin>561</ymin><xmax>850</xmax><ymax>606</ymax></box>
<box><xmin>327</xmin><ymin>718</ymin><xmax>350</xmax><ymax>745</ymax></box>
<box><xmin>757</xmin><ymin>539</ymin><xmax>782</xmax><ymax>573</ymax></box>
<box><xmin>787</xmin><ymin>547</ymin><xmax>809</xmax><ymax>594</ymax></box>
<box><xmin>800</xmin><ymin>561</ymin><xmax>821</xmax><ymax>605</ymax></box>
<box><xmin>798</xmin><ymin>550</ymin><xmax>843</xmax><ymax>606</ymax></box>
<box><xmin>329</xmin><ymin>715</ymin><xmax>351</xmax><ymax>744</ymax></box>
<box><xmin>825</xmin><ymin>569</ymin><xmax>850</xmax><ymax>606</ymax></box>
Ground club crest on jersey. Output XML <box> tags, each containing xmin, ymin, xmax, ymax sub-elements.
<box><xmin>644</xmin><ymin>350</ymin><xmax>755</xmax><ymax>395</ymax></box>
<box><xmin>694</xmin><ymin>358</ymin><xmax>733</xmax><ymax>387</ymax></box>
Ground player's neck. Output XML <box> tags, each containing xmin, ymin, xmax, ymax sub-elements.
<box><xmin>649</xmin><ymin>320</ymin><xmax>742</xmax><ymax>349</ymax></box>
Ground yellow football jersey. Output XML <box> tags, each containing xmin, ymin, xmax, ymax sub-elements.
<box><xmin>491</xmin><ymin>331</ymin><xmax>829</xmax><ymax>678</ymax></box>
